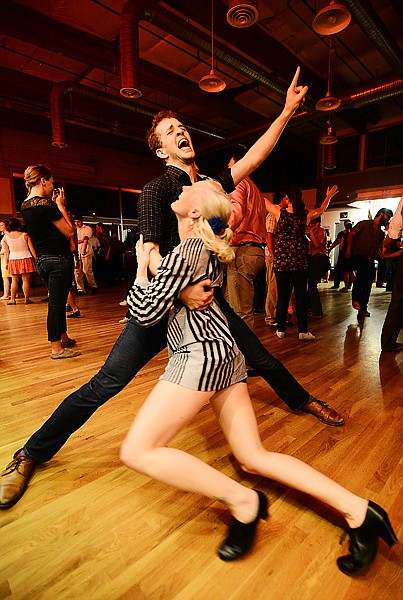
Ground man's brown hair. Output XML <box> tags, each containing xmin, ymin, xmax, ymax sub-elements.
<box><xmin>146</xmin><ymin>110</ymin><xmax>179</xmax><ymax>156</ymax></box>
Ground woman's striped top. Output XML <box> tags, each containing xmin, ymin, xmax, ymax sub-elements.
<box><xmin>127</xmin><ymin>237</ymin><xmax>246</xmax><ymax>391</ymax></box>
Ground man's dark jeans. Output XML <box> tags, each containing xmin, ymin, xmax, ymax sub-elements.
<box><xmin>275</xmin><ymin>269</ymin><xmax>309</xmax><ymax>333</ymax></box>
<box><xmin>307</xmin><ymin>254</ymin><xmax>331</xmax><ymax>316</ymax></box>
<box><xmin>381</xmin><ymin>252</ymin><xmax>403</xmax><ymax>350</ymax></box>
<box><xmin>351</xmin><ymin>256</ymin><xmax>376</xmax><ymax>311</ymax></box>
<box><xmin>24</xmin><ymin>292</ymin><xmax>310</xmax><ymax>462</ymax></box>
<box><xmin>36</xmin><ymin>254</ymin><xmax>74</xmax><ymax>342</ymax></box>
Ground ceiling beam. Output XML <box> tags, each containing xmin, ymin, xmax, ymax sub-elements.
<box><xmin>0</xmin><ymin>0</ymin><xmax>118</xmax><ymax>72</ymax></box>
<box><xmin>0</xmin><ymin>0</ymin><xmax>276</xmax><ymax>128</ymax></box>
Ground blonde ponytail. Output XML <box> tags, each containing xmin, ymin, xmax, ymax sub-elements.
<box><xmin>191</xmin><ymin>179</ymin><xmax>235</xmax><ymax>265</ymax></box>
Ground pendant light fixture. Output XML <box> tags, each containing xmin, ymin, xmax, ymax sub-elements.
<box><xmin>319</xmin><ymin>118</ymin><xmax>338</xmax><ymax>145</ymax></box>
<box><xmin>199</xmin><ymin>0</ymin><xmax>226</xmax><ymax>93</ymax></box>
<box><xmin>316</xmin><ymin>37</ymin><xmax>341</xmax><ymax>111</ymax></box>
<box><xmin>312</xmin><ymin>1</ymin><xmax>351</xmax><ymax>35</ymax></box>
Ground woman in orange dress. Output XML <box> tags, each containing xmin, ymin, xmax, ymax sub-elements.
<box><xmin>2</xmin><ymin>218</ymin><xmax>36</xmax><ymax>304</ymax></box>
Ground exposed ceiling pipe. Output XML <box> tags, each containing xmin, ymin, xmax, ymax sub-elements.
<box><xmin>199</xmin><ymin>72</ymin><xmax>403</xmax><ymax>153</ymax></box>
<box><xmin>50</xmin><ymin>81</ymin><xmax>225</xmax><ymax>148</ymax></box>
<box><xmin>2</xmin><ymin>0</ymin><xmax>401</xmax><ymax>149</ymax></box>
<box><xmin>340</xmin><ymin>72</ymin><xmax>403</xmax><ymax>109</ymax></box>
<box><xmin>51</xmin><ymin>82</ymin><xmax>154</xmax><ymax>148</ymax></box>
<box><xmin>119</xmin><ymin>0</ymin><xmax>403</xmax><ymax>130</ymax></box>
<box><xmin>119</xmin><ymin>0</ymin><xmax>291</xmax><ymax>101</ymax></box>
<box><xmin>165</xmin><ymin>0</ymin><xmax>324</xmax><ymax>96</ymax></box>
<box><xmin>0</xmin><ymin>0</ymin><xmax>306</xmax><ymax>103</ymax></box>
<box><xmin>4</xmin><ymin>0</ymin><xmax>398</xmax><ymax>133</ymax></box>
<box><xmin>342</xmin><ymin>0</ymin><xmax>403</xmax><ymax>79</ymax></box>
<box><xmin>150</xmin><ymin>9</ymin><xmax>289</xmax><ymax>97</ymax></box>
<box><xmin>120</xmin><ymin>0</ymin><xmax>151</xmax><ymax>98</ymax></box>
<box><xmin>49</xmin><ymin>69</ymin><xmax>403</xmax><ymax>150</ymax></box>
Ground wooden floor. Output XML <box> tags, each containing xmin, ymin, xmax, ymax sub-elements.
<box><xmin>0</xmin><ymin>283</ymin><xmax>402</xmax><ymax>600</ymax></box>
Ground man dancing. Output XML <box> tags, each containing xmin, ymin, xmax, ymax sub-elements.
<box><xmin>0</xmin><ymin>68</ymin><xmax>343</xmax><ymax>510</ymax></box>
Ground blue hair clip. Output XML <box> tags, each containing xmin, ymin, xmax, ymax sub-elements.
<box><xmin>208</xmin><ymin>216</ymin><xmax>228</xmax><ymax>234</ymax></box>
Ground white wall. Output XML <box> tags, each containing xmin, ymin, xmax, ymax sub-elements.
<box><xmin>322</xmin><ymin>197</ymin><xmax>401</xmax><ymax>242</ymax></box>
<box><xmin>321</xmin><ymin>207</ymin><xmax>361</xmax><ymax>239</ymax></box>
<box><xmin>321</xmin><ymin>197</ymin><xmax>401</xmax><ymax>267</ymax></box>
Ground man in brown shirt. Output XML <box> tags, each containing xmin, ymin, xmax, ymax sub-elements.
<box><xmin>345</xmin><ymin>208</ymin><xmax>393</xmax><ymax>317</ymax></box>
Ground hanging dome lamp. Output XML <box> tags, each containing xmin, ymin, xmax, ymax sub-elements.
<box><xmin>199</xmin><ymin>0</ymin><xmax>226</xmax><ymax>92</ymax></box>
<box><xmin>312</xmin><ymin>1</ymin><xmax>351</xmax><ymax>35</ymax></box>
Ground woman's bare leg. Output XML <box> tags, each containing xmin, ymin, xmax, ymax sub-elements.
<box><xmin>22</xmin><ymin>273</ymin><xmax>31</xmax><ymax>302</ymax></box>
<box><xmin>2</xmin><ymin>276</ymin><xmax>11</xmax><ymax>298</ymax></box>
<box><xmin>120</xmin><ymin>380</ymin><xmax>258</xmax><ymax>522</ymax></box>
<box><xmin>67</xmin><ymin>290</ymin><xmax>79</xmax><ymax>312</ymax></box>
<box><xmin>211</xmin><ymin>383</ymin><xmax>368</xmax><ymax>528</ymax></box>
<box><xmin>10</xmin><ymin>274</ymin><xmax>19</xmax><ymax>301</ymax></box>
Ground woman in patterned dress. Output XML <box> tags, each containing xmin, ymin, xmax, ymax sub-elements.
<box><xmin>266</xmin><ymin>185</ymin><xmax>338</xmax><ymax>341</ymax></box>
<box><xmin>121</xmin><ymin>179</ymin><xmax>396</xmax><ymax>572</ymax></box>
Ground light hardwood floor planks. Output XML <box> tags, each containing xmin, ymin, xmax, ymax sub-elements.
<box><xmin>0</xmin><ymin>283</ymin><xmax>402</xmax><ymax>599</ymax></box>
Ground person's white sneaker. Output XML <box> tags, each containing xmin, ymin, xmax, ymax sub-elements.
<box><xmin>275</xmin><ymin>330</ymin><xmax>286</xmax><ymax>339</ymax></box>
<box><xmin>299</xmin><ymin>332</ymin><xmax>316</xmax><ymax>341</ymax></box>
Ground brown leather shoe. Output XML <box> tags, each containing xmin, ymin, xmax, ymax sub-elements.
<box><xmin>302</xmin><ymin>399</ymin><xmax>344</xmax><ymax>426</ymax></box>
<box><xmin>0</xmin><ymin>451</ymin><xmax>37</xmax><ymax>508</ymax></box>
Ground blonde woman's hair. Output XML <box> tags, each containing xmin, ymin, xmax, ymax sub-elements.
<box><xmin>190</xmin><ymin>179</ymin><xmax>234</xmax><ymax>264</ymax></box>
<box><xmin>24</xmin><ymin>165</ymin><xmax>53</xmax><ymax>191</ymax></box>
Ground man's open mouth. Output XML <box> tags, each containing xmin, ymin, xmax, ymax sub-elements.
<box><xmin>178</xmin><ymin>138</ymin><xmax>190</xmax><ymax>149</ymax></box>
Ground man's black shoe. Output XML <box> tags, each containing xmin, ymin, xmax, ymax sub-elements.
<box><xmin>382</xmin><ymin>343</ymin><xmax>403</xmax><ymax>352</ymax></box>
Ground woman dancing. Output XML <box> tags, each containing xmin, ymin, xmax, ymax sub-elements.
<box><xmin>265</xmin><ymin>184</ymin><xmax>338</xmax><ymax>340</ymax></box>
<box><xmin>121</xmin><ymin>179</ymin><xmax>397</xmax><ymax>573</ymax></box>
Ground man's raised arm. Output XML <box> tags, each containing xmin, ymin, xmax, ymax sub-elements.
<box><xmin>230</xmin><ymin>67</ymin><xmax>308</xmax><ymax>186</ymax></box>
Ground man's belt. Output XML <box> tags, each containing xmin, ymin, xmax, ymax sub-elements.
<box><xmin>235</xmin><ymin>242</ymin><xmax>265</xmax><ymax>248</ymax></box>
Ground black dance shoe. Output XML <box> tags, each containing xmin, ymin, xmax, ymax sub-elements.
<box><xmin>217</xmin><ymin>490</ymin><xmax>268</xmax><ymax>561</ymax></box>
<box><xmin>337</xmin><ymin>501</ymin><xmax>398</xmax><ymax>575</ymax></box>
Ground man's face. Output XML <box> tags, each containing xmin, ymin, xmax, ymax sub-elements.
<box><xmin>155</xmin><ymin>117</ymin><xmax>195</xmax><ymax>166</ymax></box>
<box><xmin>74</xmin><ymin>220</ymin><xmax>83</xmax><ymax>228</ymax></box>
<box><xmin>279</xmin><ymin>195</ymin><xmax>288</xmax><ymax>209</ymax></box>
<box><xmin>378</xmin><ymin>213</ymin><xmax>390</xmax><ymax>227</ymax></box>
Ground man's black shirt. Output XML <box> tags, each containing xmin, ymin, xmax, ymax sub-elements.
<box><xmin>138</xmin><ymin>165</ymin><xmax>235</xmax><ymax>257</ymax></box>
